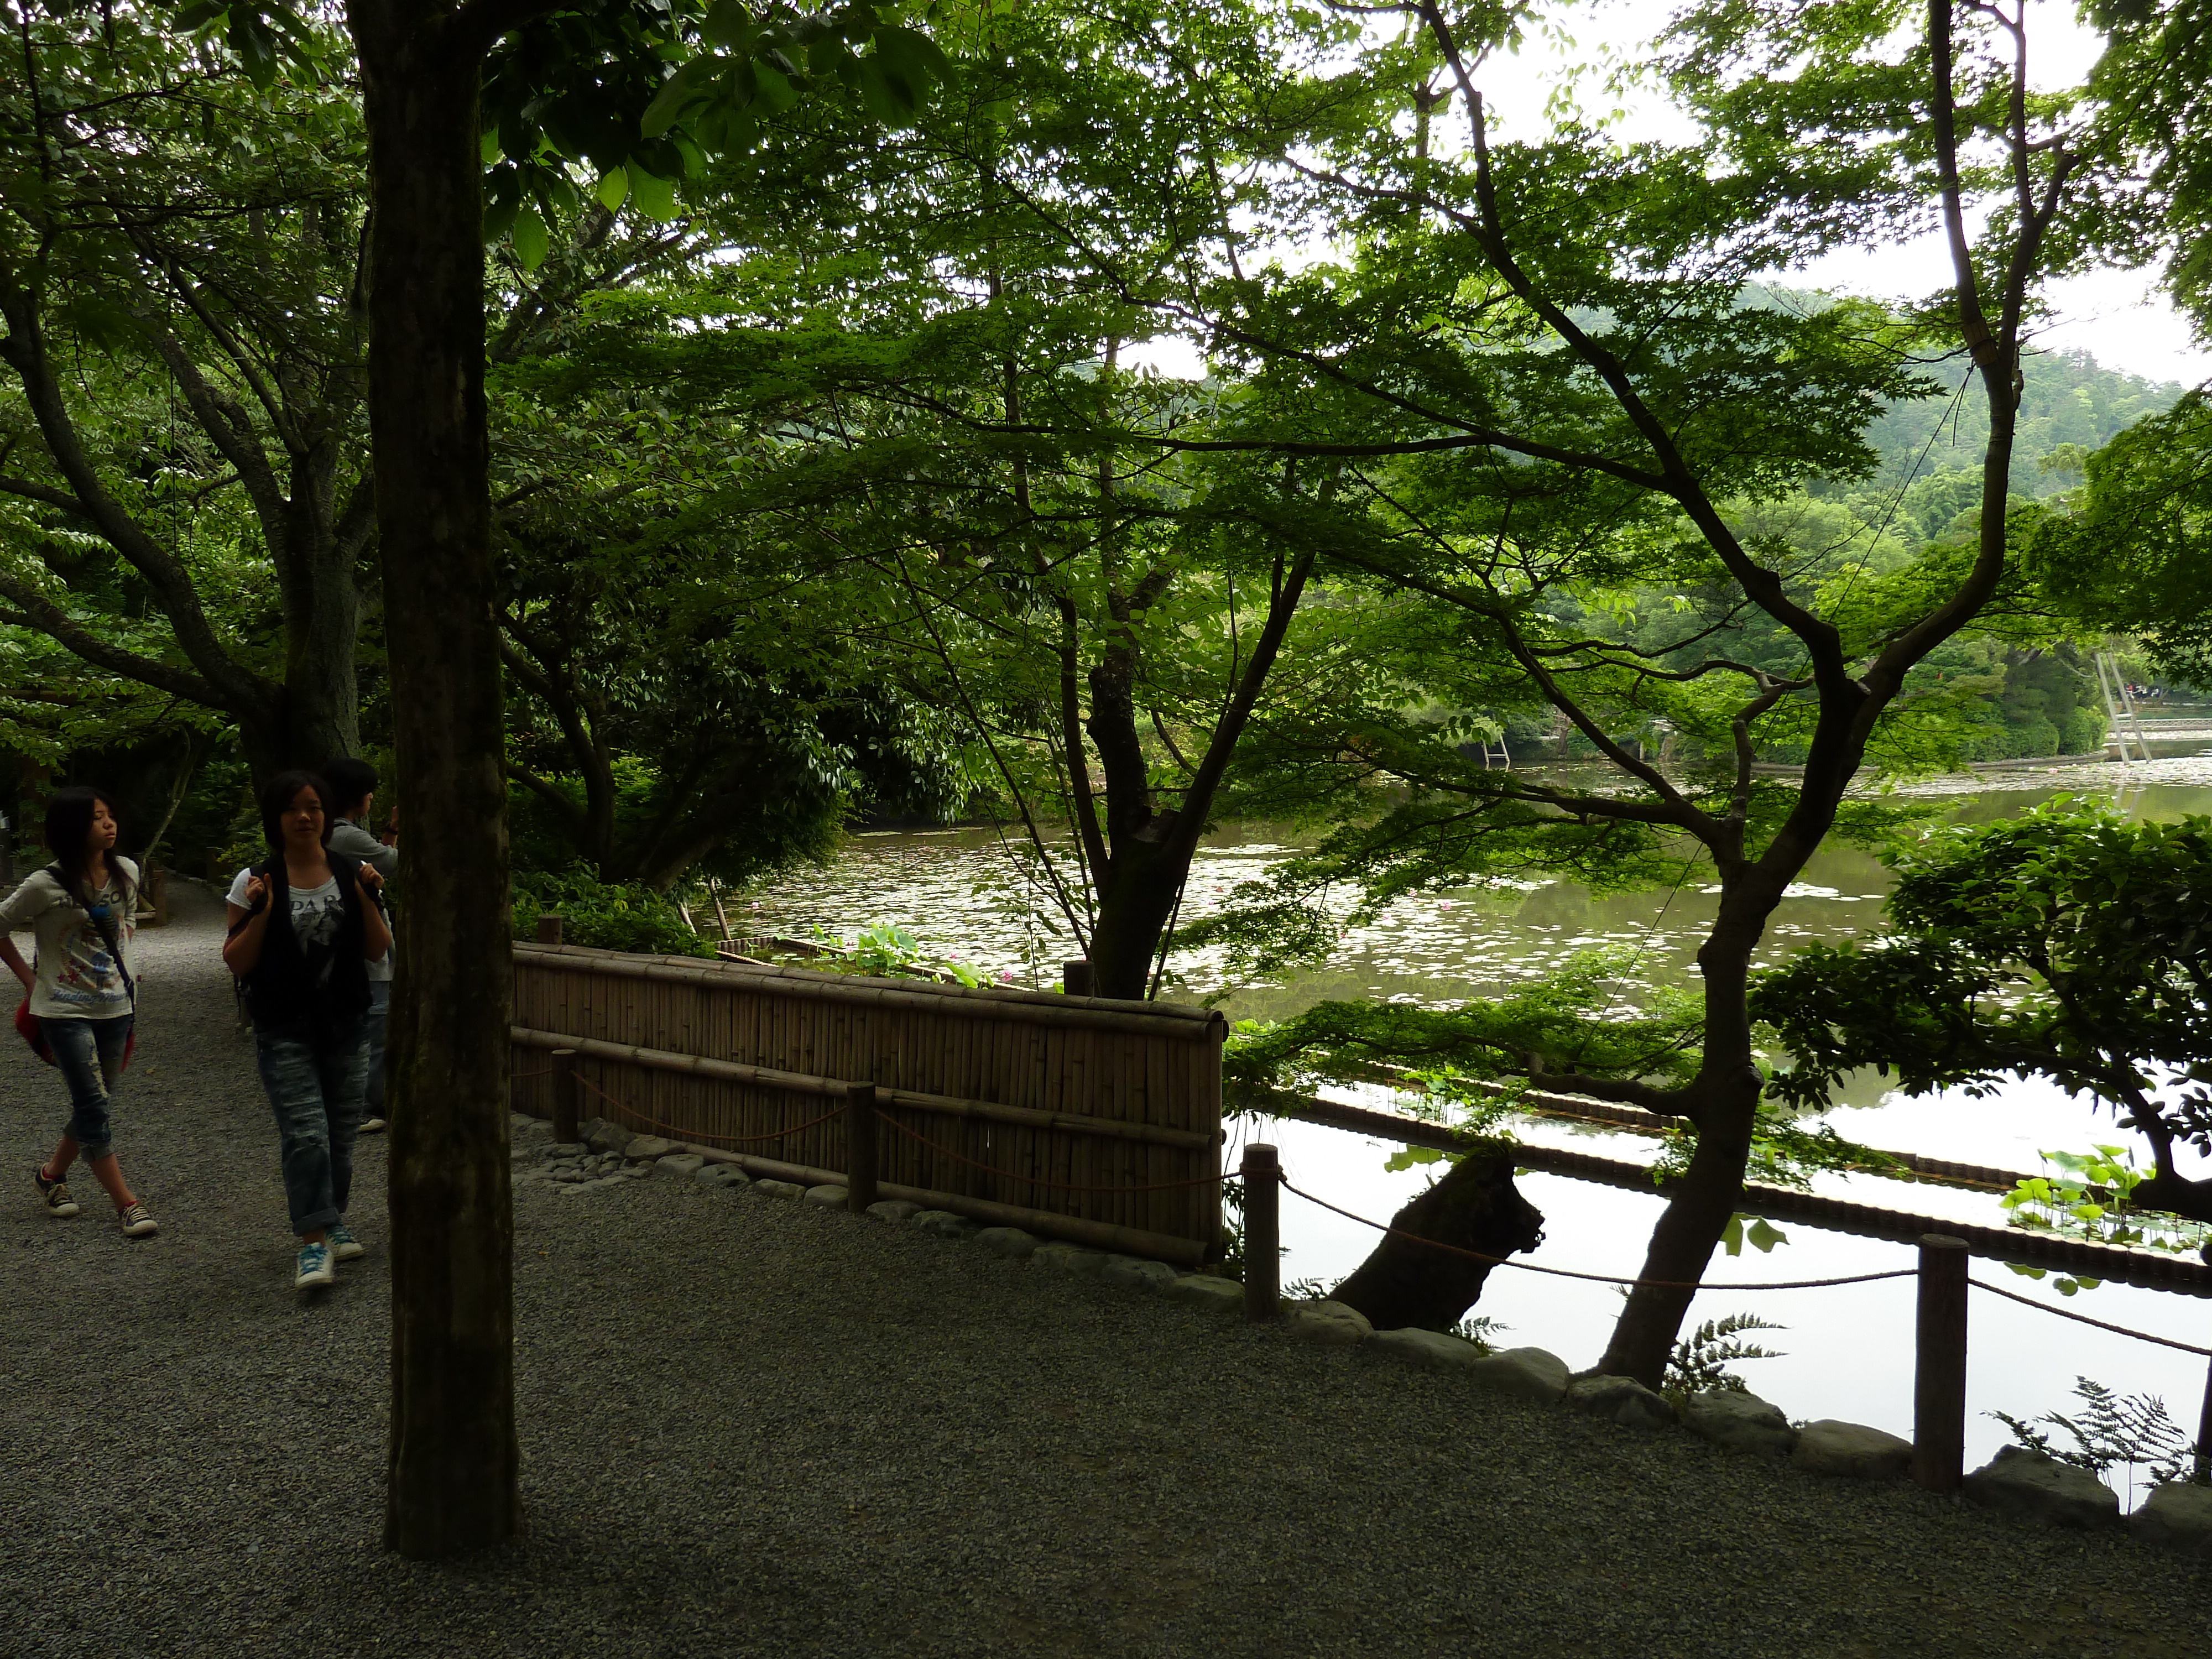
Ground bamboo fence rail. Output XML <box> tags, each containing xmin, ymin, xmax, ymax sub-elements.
<box><xmin>509</xmin><ymin>942</ymin><xmax>1227</xmax><ymax>1261</ymax></box>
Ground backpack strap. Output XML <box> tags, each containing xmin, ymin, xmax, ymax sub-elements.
<box><xmin>46</xmin><ymin>860</ymin><xmax>135</xmax><ymax>1009</ymax></box>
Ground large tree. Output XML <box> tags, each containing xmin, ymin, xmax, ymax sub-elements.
<box><xmin>1188</xmin><ymin>0</ymin><xmax>2117</xmax><ymax>1384</ymax></box>
<box><xmin>0</xmin><ymin>11</ymin><xmax>373</xmax><ymax>775</ymax></box>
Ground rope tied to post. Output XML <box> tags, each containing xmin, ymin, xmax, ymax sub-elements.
<box><xmin>1968</xmin><ymin>1276</ymin><xmax>2212</xmax><ymax>1358</ymax></box>
<box><xmin>1282</xmin><ymin>1177</ymin><xmax>1918</xmax><ymax>1293</ymax></box>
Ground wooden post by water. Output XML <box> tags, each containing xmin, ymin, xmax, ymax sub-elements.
<box><xmin>1062</xmin><ymin>959</ymin><xmax>1093</xmax><ymax>997</ymax></box>
<box><xmin>536</xmin><ymin>913</ymin><xmax>562</xmax><ymax>946</ymax></box>
<box><xmin>550</xmin><ymin>1048</ymin><xmax>579</xmax><ymax>1145</ymax></box>
<box><xmin>1242</xmin><ymin>1142</ymin><xmax>1280</xmax><ymax>1322</ymax></box>
<box><xmin>846</xmin><ymin>1082</ymin><xmax>878</xmax><ymax>1213</ymax></box>
<box><xmin>1913</xmin><ymin>1234</ymin><xmax>1970</xmax><ymax>1493</ymax></box>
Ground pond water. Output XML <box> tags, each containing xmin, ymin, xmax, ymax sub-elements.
<box><xmin>743</xmin><ymin>757</ymin><xmax>2212</xmax><ymax>1478</ymax></box>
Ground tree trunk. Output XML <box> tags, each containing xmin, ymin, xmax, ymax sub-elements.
<box><xmin>1329</xmin><ymin>1149</ymin><xmax>1545</xmax><ymax>1333</ymax></box>
<box><xmin>351</xmin><ymin>0</ymin><xmax>521</xmax><ymax>1559</ymax></box>
<box><xmin>283</xmin><ymin>542</ymin><xmax>364</xmax><ymax>768</ymax></box>
<box><xmin>1087</xmin><ymin>841</ymin><xmax>1185</xmax><ymax>999</ymax></box>
<box><xmin>1595</xmin><ymin>894</ymin><xmax>1771</xmax><ymax>1386</ymax></box>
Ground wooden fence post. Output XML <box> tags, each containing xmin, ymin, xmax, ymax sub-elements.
<box><xmin>536</xmin><ymin>913</ymin><xmax>562</xmax><ymax>946</ymax></box>
<box><xmin>1062</xmin><ymin>959</ymin><xmax>1093</xmax><ymax>998</ymax></box>
<box><xmin>1242</xmin><ymin>1142</ymin><xmax>1280</xmax><ymax>1322</ymax></box>
<box><xmin>846</xmin><ymin>1082</ymin><xmax>878</xmax><ymax>1213</ymax></box>
<box><xmin>1913</xmin><ymin>1234</ymin><xmax>1969</xmax><ymax>1493</ymax></box>
<box><xmin>551</xmin><ymin>1048</ymin><xmax>579</xmax><ymax>1145</ymax></box>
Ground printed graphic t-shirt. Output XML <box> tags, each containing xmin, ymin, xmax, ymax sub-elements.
<box><xmin>228</xmin><ymin>868</ymin><xmax>348</xmax><ymax>988</ymax></box>
<box><xmin>0</xmin><ymin>858</ymin><xmax>139</xmax><ymax>1019</ymax></box>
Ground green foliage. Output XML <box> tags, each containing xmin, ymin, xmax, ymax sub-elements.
<box><xmin>478</xmin><ymin>0</ymin><xmax>947</xmax><ymax>262</ymax></box>
<box><xmin>512</xmin><ymin>868</ymin><xmax>716</xmax><ymax>959</ymax></box>
<box><xmin>2031</xmin><ymin>391</ymin><xmax>2212</xmax><ymax>685</ymax></box>
<box><xmin>2000</xmin><ymin>1146</ymin><xmax>2212</xmax><ymax>1259</ymax></box>
<box><xmin>1221</xmin><ymin>951</ymin><xmax>1705</xmax><ymax>1098</ymax></box>
<box><xmin>785</xmin><ymin>921</ymin><xmax>998</xmax><ymax>987</ymax></box>
<box><xmin>1663</xmin><ymin>1313</ymin><xmax>1787</xmax><ymax>1399</ymax></box>
<box><xmin>1451</xmin><ymin>1314</ymin><xmax>1510</xmax><ymax>1354</ymax></box>
<box><xmin>1755</xmin><ymin>801</ymin><xmax>2212</xmax><ymax>1223</ymax></box>
<box><xmin>1991</xmin><ymin>1377</ymin><xmax>2198</xmax><ymax>1496</ymax></box>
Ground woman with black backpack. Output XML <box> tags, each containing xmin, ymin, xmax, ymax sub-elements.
<box><xmin>0</xmin><ymin>786</ymin><xmax>157</xmax><ymax>1238</ymax></box>
<box><xmin>223</xmin><ymin>770</ymin><xmax>390</xmax><ymax>1291</ymax></box>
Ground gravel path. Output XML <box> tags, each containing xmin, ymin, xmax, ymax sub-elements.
<box><xmin>3</xmin><ymin>884</ymin><xmax>2209</xmax><ymax>1658</ymax></box>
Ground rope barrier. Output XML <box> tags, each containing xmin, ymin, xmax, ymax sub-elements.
<box><xmin>571</xmin><ymin>1073</ymin><xmax>851</xmax><ymax>1147</ymax></box>
<box><xmin>511</xmin><ymin>1067</ymin><xmax>555</xmax><ymax>1083</ymax></box>
<box><xmin>878</xmin><ymin>1112</ymin><xmax>1235</xmax><ymax>1192</ymax></box>
<box><xmin>1282</xmin><ymin>1178</ymin><xmax>1917</xmax><ymax>1293</ymax></box>
<box><xmin>1968</xmin><ymin>1277</ymin><xmax>2212</xmax><ymax>1359</ymax></box>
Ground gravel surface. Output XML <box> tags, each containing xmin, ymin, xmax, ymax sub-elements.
<box><xmin>4</xmin><ymin>884</ymin><xmax>2210</xmax><ymax>1658</ymax></box>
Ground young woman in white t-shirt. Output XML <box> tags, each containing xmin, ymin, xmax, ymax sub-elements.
<box><xmin>224</xmin><ymin>770</ymin><xmax>389</xmax><ymax>1291</ymax></box>
<box><xmin>0</xmin><ymin>786</ymin><xmax>157</xmax><ymax>1237</ymax></box>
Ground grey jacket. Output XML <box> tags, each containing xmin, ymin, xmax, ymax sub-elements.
<box><xmin>328</xmin><ymin>818</ymin><xmax>397</xmax><ymax>878</ymax></box>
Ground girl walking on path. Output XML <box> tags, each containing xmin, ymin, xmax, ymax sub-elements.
<box><xmin>223</xmin><ymin>771</ymin><xmax>390</xmax><ymax>1291</ymax></box>
<box><xmin>0</xmin><ymin>787</ymin><xmax>158</xmax><ymax>1237</ymax></box>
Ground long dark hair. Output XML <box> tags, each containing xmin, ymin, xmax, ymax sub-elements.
<box><xmin>43</xmin><ymin>785</ymin><xmax>126</xmax><ymax>901</ymax></box>
<box><xmin>259</xmin><ymin>769</ymin><xmax>335</xmax><ymax>855</ymax></box>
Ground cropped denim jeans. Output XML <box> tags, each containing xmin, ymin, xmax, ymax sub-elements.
<box><xmin>45</xmin><ymin>1014</ymin><xmax>132</xmax><ymax>1162</ymax></box>
<box><xmin>254</xmin><ymin>1015</ymin><xmax>370</xmax><ymax>1235</ymax></box>
<box><xmin>363</xmin><ymin>979</ymin><xmax>390</xmax><ymax>1120</ymax></box>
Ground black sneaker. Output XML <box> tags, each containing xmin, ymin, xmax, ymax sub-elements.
<box><xmin>117</xmin><ymin>1201</ymin><xmax>159</xmax><ymax>1238</ymax></box>
<box><xmin>34</xmin><ymin>1166</ymin><xmax>79</xmax><ymax>1219</ymax></box>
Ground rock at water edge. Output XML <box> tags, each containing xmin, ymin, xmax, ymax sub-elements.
<box><xmin>1371</xmin><ymin>1328</ymin><xmax>1487</xmax><ymax>1372</ymax></box>
<box><xmin>1284</xmin><ymin>1301</ymin><xmax>1374</xmax><ymax>1346</ymax></box>
<box><xmin>974</xmin><ymin>1227</ymin><xmax>1041</xmax><ymax>1259</ymax></box>
<box><xmin>1568</xmin><ymin>1375</ymin><xmax>1677</xmax><ymax>1432</ymax></box>
<box><xmin>1163</xmin><ymin>1276</ymin><xmax>1245</xmax><ymax>1315</ymax></box>
<box><xmin>2130</xmin><ymin>1482</ymin><xmax>2212</xmax><ymax>1559</ymax></box>
<box><xmin>1683</xmin><ymin>1392</ymin><xmax>1799</xmax><ymax>1458</ymax></box>
<box><xmin>623</xmin><ymin>1135</ymin><xmax>677</xmax><ymax>1162</ymax></box>
<box><xmin>656</xmin><ymin>1154</ymin><xmax>706</xmax><ymax>1179</ymax></box>
<box><xmin>804</xmin><ymin>1185</ymin><xmax>849</xmax><ymax>1207</ymax></box>
<box><xmin>1791</xmin><ymin>1421</ymin><xmax>1911</xmax><ymax>1480</ymax></box>
<box><xmin>1963</xmin><ymin>1445</ymin><xmax>2121</xmax><ymax>1530</ymax></box>
<box><xmin>753</xmin><ymin>1179</ymin><xmax>806</xmax><ymax>1200</ymax></box>
<box><xmin>1465</xmin><ymin>1348</ymin><xmax>1571</xmax><ymax>1405</ymax></box>
<box><xmin>867</xmin><ymin>1199</ymin><xmax>922</xmax><ymax>1224</ymax></box>
<box><xmin>695</xmin><ymin>1164</ymin><xmax>749</xmax><ymax>1188</ymax></box>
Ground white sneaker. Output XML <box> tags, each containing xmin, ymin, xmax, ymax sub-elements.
<box><xmin>294</xmin><ymin>1241</ymin><xmax>335</xmax><ymax>1289</ymax></box>
<box><xmin>358</xmin><ymin>1118</ymin><xmax>387</xmax><ymax>1135</ymax></box>
<box><xmin>327</xmin><ymin>1223</ymin><xmax>365</xmax><ymax>1261</ymax></box>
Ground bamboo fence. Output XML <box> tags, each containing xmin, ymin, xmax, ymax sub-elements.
<box><xmin>509</xmin><ymin>942</ymin><xmax>1227</xmax><ymax>1264</ymax></box>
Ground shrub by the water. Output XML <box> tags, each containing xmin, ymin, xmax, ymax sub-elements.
<box><xmin>512</xmin><ymin>870</ymin><xmax>714</xmax><ymax>959</ymax></box>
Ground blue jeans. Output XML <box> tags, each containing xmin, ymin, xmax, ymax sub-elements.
<box><xmin>255</xmin><ymin>1016</ymin><xmax>369</xmax><ymax>1235</ymax></box>
<box><xmin>46</xmin><ymin>1015</ymin><xmax>132</xmax><ymax>1162</ymax></box>
<box><xmin>364</xmin><ymin>980</ymin><xmax>390</xmax><ymax>1120</ymax></box>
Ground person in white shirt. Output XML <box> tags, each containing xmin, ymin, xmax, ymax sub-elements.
<box><xmin>0</xmin><ymin>787</ymin><xmax>157</xmax><ymax>1237</ymax></box>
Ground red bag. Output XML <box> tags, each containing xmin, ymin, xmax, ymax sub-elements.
<box><xmin>13</xmin><ymin>1000</ymin><xmax>134</xmax><ymax>1071</ymax></box>
<box><xmin>15</xmin><ymin>999</ymin><xmax>51</xmax><ymax>1065</ymax></box>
